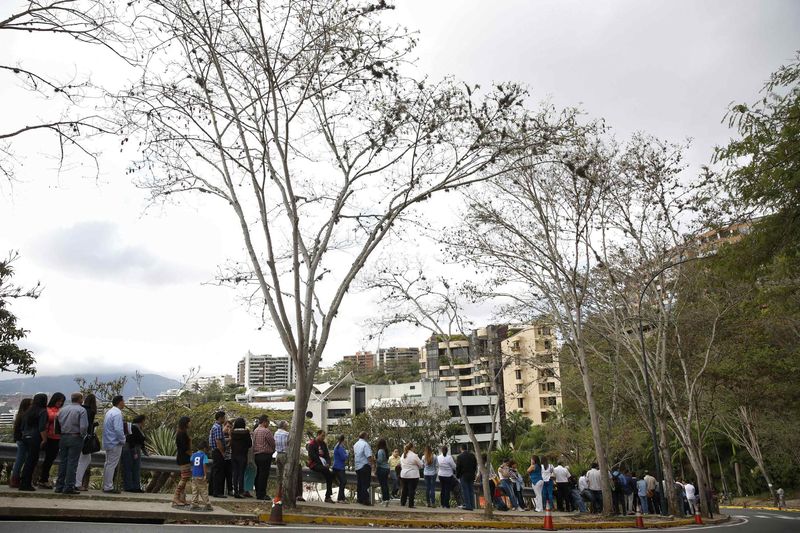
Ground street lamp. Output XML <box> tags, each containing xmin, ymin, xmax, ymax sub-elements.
<box><xmin>637</xmin><ymin>254</ymin><xmax>703</xmax><ymax>516</ymax></box>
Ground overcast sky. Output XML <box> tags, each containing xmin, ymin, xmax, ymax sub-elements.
<box><xmin>1</xmin><ymin>0</ymin><xmax>798</xmax><ymax>381</ymax></box>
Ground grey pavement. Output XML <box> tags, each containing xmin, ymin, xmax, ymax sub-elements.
<box><xmin>1</xmin><ymin>509</ymin><xmax>798</xmax><ymax>533</ymax></box>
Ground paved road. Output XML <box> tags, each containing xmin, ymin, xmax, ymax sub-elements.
<box><xmin>0</xmin><ymin>509</ymin><xmax>798</xmax><ymax>532</ymax></box>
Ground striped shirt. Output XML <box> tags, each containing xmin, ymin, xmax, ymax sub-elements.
<box><xmin>274</xmin><ymin>428</ymin><xmax>289</xmax><ymax>453</ymax></box>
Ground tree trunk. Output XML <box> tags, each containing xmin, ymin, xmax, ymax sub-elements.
<box><xmin>684</xmin><ymin>446</ymin><xmax>711</xmax><ymax>518</ymax></box>
<box><xmin>284</xmin><ymin>372</ymin><xmax>312</xmax><ymax>509</ymax></box>
<box><xmin>733</xmin><ymin>460</ymin><xmax>743</xmax><ymax>497</ymax></box>
<box><xmin>658</xmin><ymin>417</ymin><xmax>679</xmax><ymax>516</ymax></box>
<box><xmin>576</xmin><ymin>345</ymin><xmax>613</xmax><ymax>515</ymax></box>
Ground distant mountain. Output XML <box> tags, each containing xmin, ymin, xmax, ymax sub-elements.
<box><xmin>0</xmin><ymin>373</ymin><xmax>181</xmax><ymax>399</ymax></box>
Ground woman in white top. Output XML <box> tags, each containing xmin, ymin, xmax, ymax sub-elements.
<box><xmin>399</xmin><ymin>442</ymin><xmax>424</xmax><ymax>508</ymax></box>
<box><xmin>436</xmin><ymin>445</ymin><xmax>458</xmax><ymax>508</ymax></box>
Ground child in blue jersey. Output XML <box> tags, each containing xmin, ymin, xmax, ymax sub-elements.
<box><xmin>190</xmin><ymin>441</ymin><xmax>213</xmax><ymax>511</ymax></box>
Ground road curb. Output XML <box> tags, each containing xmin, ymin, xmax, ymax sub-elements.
<box><xmin>262</xmin><ymin>512</ymin><xmax>727</xmax><ymax>529</ymax></box>
<box><xmin>721</xmin><ymin>505</ymin><xmax>799</xmax><ymax>513</ymax></box>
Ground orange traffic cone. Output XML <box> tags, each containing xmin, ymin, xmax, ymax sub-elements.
<box><xmin>542</xmin><ymin>501</ymin><xmax>554</xmax><ymax>531</ymax></box>
<box><xmin>694</xmin><ymin>505</ymin><xmax>703</xmax><ymax>525</ymax></box>
<box><xmin>268</xmin><ymin>483</ymin><xmax>286</xmax><ymax>526</ymax></box>
<box><xmin>635</xmin><ymin>508</ymin><xmax>645</xmax><ymax>529</ymax></box>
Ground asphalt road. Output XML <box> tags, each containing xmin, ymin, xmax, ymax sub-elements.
<box><xmin>1</xmin><ymin>509</ymin><xmax>798</xmax><ymax>532</ymax></box>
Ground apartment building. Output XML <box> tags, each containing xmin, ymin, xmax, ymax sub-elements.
<box><xmin>186</xmin><ymin>374</ymin><xmax>235</xmax><ymax>390</ymax></box>
<box><xmin>377</xmin><ymin>346</ymin><xmax>419</xmax><ymax>372</ymax></box>
<box><xmin>342</xmin><ymin>350</ymin><xmax>376</xmax><ymax>370</ymax></box>
<box><xmin>501</xmin><ymin>324</ymin><xmax>561</xmax><ymax>424</ymax></box>
<box><xmin>236</xmin><ymin>352</ymin><xmax>295</xmax><ymax>389</ymax></box>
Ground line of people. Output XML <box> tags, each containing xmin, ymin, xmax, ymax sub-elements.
<box><xmin>9</xmin><ymin>393</ymin><xmax>147</xmax><ymax>494</ymax></box>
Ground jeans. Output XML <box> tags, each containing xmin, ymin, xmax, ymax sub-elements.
<box><xmin>440</xmin><ymin>475</ymin><xmax>454</xmax><ymax>507</ymax></box>
<box><xmin>12</xmin><ymin>440</ymin><xmax>27</xmax><ymax>479</ymax></box>
<box><xmin>591</xmin><ymin>489</ymin><xmax>603</xmax><ymax>513</ymax></box>
<box><xmin>625</xmin><ymin>492</ymin><xmax>634</xmax><ymax>514</ymax></box>
<box><xmin>232</xmin><ymin>454</ymin><xmax>247</xmax><ymax>495</ymax></box>
<box><xmin>556</xmin><ymin>481</ymin><xmax>571</xmax><ymax>511</ymax></box>
<box><xmin>542</xmin><ymin>480</ymin><xmax>555</xmax><ymax>510</ymax></box>
<box><xmin>571</xmin><ymin>488</ymin><xmax>587</xmax><ymax>512</ymax></box>
<box><xmin>639</xmin><ymin>495</ymin><xmax>650</xmax><ymax>514</ymax></box>
<box><xmin>390</xmin><ymin>469</ymin><xmax>399</xmax><ymax>496</ymax></box>
<box><xmin>377</xmin><ymin>467</ymin><xmax>390</xmax><ymax>502</ymax></box>
<box><xmin>39</xmin><ymin>438</ymin><xmax>60</xmax><ymax>483</ymax></box>
<box><xmin>102</xmin><ymin>444</ymin><xmax>123</xmax><ymax>491</ymax></box>
<box><xmin>55</xmin><ymin>434</ymin><xmax>83</xmax><ymax>491</ymax></box>
<box><xmin>211</xmin><ymin>449</ymin><xmax>226</xmax><ymax>496</ymax></box>
<box><xmin>335</xmin><ymin>468</ymin><xmax>347</xmax><ymax>502</ymax></box>
<box><xmin>19</xmin><ymin>435</ymin><xmax>41</xmax><ymax>490</ymax></box>
<box><xmin>459</xmin><ymin>477</ymin><xmax>475</xmax><ymax>510</ymax></box>
<box><xmin>121</xmin><ymin>445</ymin><xmax>142</xmax><ymax>491</ymax></box>
<box><xmin>254</xmin><ymin>453</ymin><xmax>272</xmax><ymax>499</ymax></box>
<box><xmin>356</xmin><ymin>464</ymin><xmax>371</xmax><ymax>504</ymax></box>
<box><xmin>500</xmin><ymin>478</ymin><xmax>519</xmax><ymax>509</ymax></box>
<box><xmin>422</xmin><ymin>474</ymin><xmax>435</xmax><ymax>506</ymax></box>
<box><xmin>400</xmin><ymin>476</ymin><xmax>419</xmax><ymax>507</ymax></box>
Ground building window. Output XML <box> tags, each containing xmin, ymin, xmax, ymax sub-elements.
<box><xmin>515</xmin><ymin>370</ymin><xmax>522</xmax><ymax>380</ymax></box>
<box><xmin>409</xmin><ymin>385</ymin><xmax>415</xmax><ymax>390</ymax></box>
<box><xmin>516</xmin><ymin>384</ymin><xmax>524</xmax><ymax>393</ymax></box>
<box><xmin>517</xmin><ymin>398</ymin><xmax>524</xmax><ymax>409</ymax></box>
<box><xmin>540</xmin><ymin>368</ymin><xmax>555</xmax><ymax>378</ymax></box>
<box><xmin>544</xmin><ymin>340</ymin><xmax>552</xmax><ymax>350</ymax></box>
<box><xmin>541</xmin><ymin>411</ymin><xmax>550</xmax><ymax>422</ymax></box>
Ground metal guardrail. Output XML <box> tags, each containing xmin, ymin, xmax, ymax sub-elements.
<box><xmin>0</xmin><ymin>441</ymin><xmax>538</xmax><ymax>501</ymax></box>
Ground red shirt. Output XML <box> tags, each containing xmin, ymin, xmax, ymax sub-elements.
<box><xmin>46</xmin><ymin>406</ymin><xmax>61</xmax><ymax>440</ymax></box>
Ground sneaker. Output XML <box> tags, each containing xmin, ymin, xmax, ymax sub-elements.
<box><xmin>54</xmin><ymin>489</ymin><xmax>63</xmax><ymax>494</ymax></box>
<box><xmin>78</xmin><ymin>486</ymin><xmax>88</xmax><ymax>492</ymax></box>
<box><xmin>63</xmin><ymin>489</ymin><xmax>82</xmax><ymax>495</ymax></box>
<box><xmin>324</xmin><ymin>498</ymin><xmax>335</xmax><ymax>504</ymax></box>
<box><xmin>37</xmin><ymin>481</ymin><xmax>53</xmax><ymax>489</ymax></box>
<box><xmin>213</xmin><ymin>494</ymin><xmax>227</xmax><ymax>498</ymax></box>
<box><xmin>103</xmin><ymin>489</ymin><xmax>121</xmax><ymax>494</ymax></box>
<box><xmin>19</xmin><ymin>486</ymin><xmax>36</xmax><ymax>492</ymax></box>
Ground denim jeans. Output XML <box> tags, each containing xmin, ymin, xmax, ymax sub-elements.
<box><xmin>542</xmin><ymin>480</ymin><xmax>555</xmax><ymax>510</ymax></box>
<box><xmin>55</xmin><ymin>434</ymin><xmax>84</xmax><ymax>491</ymax></box>
<box><xmin>500</xmin><ymin>478</ymin><xmax>519</xmax><ymax>509</ymax></box>
<box><xmin>424</xmin><ymin>474</ymin><xmax>437</xmax><ymax>505</ymax></box>
<box><xmin>121</xmin><ymin>445</ymin><xmax>142</xmax><ymax>491</ymax></box>
<box><xmin>639</xmin><ymin>495</ymin><xmax>650</xmax><ymax>514</ymax></box>
<box><xmin>571</xmin><ymin>488</ymin><xmax>587</xmax><ymax>512</ymax></box>
<box><xmin>334</xmin><ymin>468</ymin><xmax>347</xmax><ymax>501</ymax></box>
<box><xmin>12</xmin><ymin>440</ymin><xmax>27</xmax><ymax>479</ymax></box>
<box><xmin>460</xmin><ymin>477</ymin><xmax>475</xmax><ymax>510</ymax></box>
<box><xmin>377</xmin><ymin>467</ymin><xmax>390</xmax><ymax>502</ymax></box>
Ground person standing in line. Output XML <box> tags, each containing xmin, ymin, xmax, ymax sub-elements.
<box><xmin>190</xmin><ymin>441</ymin><xmax>213</xmax><ymax>512</ymax></box>
<box><xmin>208</xmin><ymin>411</ymin><xmax>227</xmax><ymax>498</ymax></box>
<box><xmin>684</xmin><ymin>480</ymin><xmax>697</xmax><ymax>516</ymax></box>
<box><xmin>307</xmin><ymin>429</ymin><xmax>335</xmax><ymax>504</ymax></box>
<box><xmin>509</xmin><ymin>460</ymin><xmax>526</xmax><ymax>511</ymax></box>
<box><xmin>274</xmin><ymin>420</ymin><xmax>289</xmax><ymax>494</ymax></box>
<box><xmin>353</xmin><ymin>431</ymin><xmax>374</xmax><ymax>506</ymax></box>
<box><xmin>223</xmin><ymin>420</ymin><xmax>234</xmax><ymax>496</ymax></box>
<box><xmin>173</xmin><ymin>416</ymin><xmax>192</xmax><ymax>507</ymax></box>
<box><xmin>332</xmin><ymin>434</ymin><xmax>349</xmax><ymax>503</ymax></box>
<box><xmin>586</xmin><ymin>463</ymin><xmax>603</xmax><ymax>513</ymax></box>
<box><xmin>400</xmin><ymin>442</ymin><xmax>423</xmax><ymax>508</ymax></box>
<box><xmin>19</xmin><ymin>393</ymin><xmax>48</xmax><ymax>492</ymax></box>
<box><xmin>9</xmin><ymin>397</ymin><xmax>32</xmax><ymax>488</ymax></box>
<box><xmin>375</xmin><ymin>439</ymin><xmax>392</xmax><ymax>506</ymax></box>
<box><xmin>540</xmin><ymin>457</ymin><xmax>555</xmax><ymax>511</ymax></box>
<box><xmin>75</xmin><ymin>394</ymin><xmax>98</xmax><ymax>491</ymax></box>
<box><xmin>102</xmin><ymin>395</ymin><xmax>126</xmax><ymax>494</ymax></box>
<box><xmin>122</xmin><ymin>414</ymin><xmax>147</xmax><ymax>492</ymax></box>
<box><xmin>37</xmin><ymin>392</ymin><xmax>65</xmax><ymax>488</ymax></box>
<box><xmin>636</xmin><ymin>473</ymin><xmax>649</xmax><ymax>514</ymax></box>
<box><xmin>553</xmin><ymin>461</ymin><xmax>572</xmax><ymax>512</ymax></box>
<box><xmin>230</xmin><ymin>417</ymin><xmax>252</xmax><ymax>498</ymax></box>
<box><xmin>388</xmin><ymin>448</ymin><xmax>401</xmax><ymax>498</ymax></box>
<box><xmin>455</xmin><ymin>444</ymin><xmax>477</xmax><ymax>511</ymax></box>
<box><xmin>243</xmin><ymin>429</ymin><xmax>256</xmax><ymax>499</ymax></box>
<box><xmin>643</xmin><ymin>470</ymin><xmax>657</xmax><ymax>514</ymax></box>
<box><xmin>422</xmin><ymin>445</ymin><xmax>438</xmax><ymax>508</ymax></box>
<box><xmin>622</xmin><ymin>469</ymin><xmax>635</xmax><ymax>515</ymax></box>
<box><xmin>54</xmin><ymin>392</ymin><xmax>88</xmax><ymax>495</ymax></box>
<box><xmin>436</xmin><ymin>445</ymin><xmax>457</xmax><ymax>509</ymax></box>
<box><xmin>252</xmin><ymin>415</ymin><xmax>275</xmax><ymax>500</ymax></box>
<box><xmin>528</xmin><ymin>455</ymin><xmax>544</xmax><ymax>512</ymax></box>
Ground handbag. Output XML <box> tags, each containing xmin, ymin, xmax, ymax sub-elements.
<box><xmin>82</xmin><ymin>433</ymin><xmax>101</xmax><ymax>454</ymax></box>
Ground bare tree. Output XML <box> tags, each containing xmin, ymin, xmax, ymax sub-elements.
<box><xmin>363</xmin><ymin>262</ymin><xmax>503</xmax><ymax>517</ymax></box>
<box><xmin>0</xmin><ymin>0</ymin><xmax>128</xmax><ymax>180</ymax></box>
<box><xmin>444</xmin><ymin>125</ymin><xmax>619</xmax><ymax>513</ymax></box>
<box><xmin>114</xmin><ymin>0</ymin><xmax>568</xmax><ymax>505</ymax></box>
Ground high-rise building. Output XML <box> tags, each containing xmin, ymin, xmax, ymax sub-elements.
<box><xmin>186</xmin><ymin>374</ymin><xmax>235</xmax><ymax>390</ymax></box>
<box><xmin>237</xmin><ymin>352</ymin><xmax>295</xmax><ymax>389</ymax></box>
<box><xmin>377</xmin><ymin>346</ymin><xmax>419</xmax><ymax>372</ymax></box>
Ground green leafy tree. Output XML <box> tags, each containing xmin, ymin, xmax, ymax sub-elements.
<box><xmin>0</xmin><ymin>252</ymin><xmax>41</xmax><ymax>375</ymax></box>
<box><xmin>501</xmin><ymin>410</ymin><xmax>532</xmax><ymax>448</ymax></box>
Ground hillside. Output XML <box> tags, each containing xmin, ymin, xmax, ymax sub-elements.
<box><xmin>0</xmin><ymin>373</ymin><xmax>181</xmax><ymax>399</ymax></box>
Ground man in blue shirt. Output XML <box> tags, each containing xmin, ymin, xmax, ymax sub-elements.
<box><xmin>102</xmin><ymin>395</ymin><xmax>126</xmax><ymax>493</ymax></box>
<box><xmin>353</xmin><ymin>431</ymin><xmax>374</xmax><ymax>506</ymax></box>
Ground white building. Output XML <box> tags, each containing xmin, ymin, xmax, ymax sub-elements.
<box><xmin>186</xmin><ymin>374</ymin><xmax>235</xmax><ymax>390</ymax></box>
<box><xmin>126</xmin><ymin>396</ymin><xmax>155</xmax><ymax>409</ymax></box>
<box><xmin>237</xmin><ymin>352</ymin><xmax>295</xmax><ymax>389</ymax></box>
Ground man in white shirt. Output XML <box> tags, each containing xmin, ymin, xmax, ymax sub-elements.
<box><xmin>643</xmin><ymin>471</ymin><xmax>659</xmax><ymax>514</ymax></box>
<box><xmin>102</xmin><ymin>395</ymin><xmax>126</xmax><ymax>493</ymax></box>
<box><xmin>684</xmin><ymin>481</ymin><xmax>696</xmax><ymax>515</ymax></box>
<box><xmin>553</xmin><ymin>462</ymin><xmax>572</xmax><ymax>512</ymax></box>
<box><xmin>586</xmin><ymin>463</ymin><xmax>603</xmax><ymax>513</ymax></box>
<box><xmin>353</xmin><ymin>432</ymin><xmax>374</xmax><ymax>506</ymax></box>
